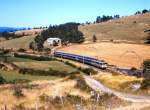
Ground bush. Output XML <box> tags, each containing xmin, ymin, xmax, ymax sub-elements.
<box><xmin>44</xmin><ymin>48</ymin><xmax>51</xmax><ymax>52</ymax></box>
<box><xmin>13</xmin><ymin>86</ymin><xmax>24</xmax><ymax>98</ymax></box>
<box><xmin>130</xmin><ymin>67</ymin><xmax>137</xmax><ymax>71</ymax></box>
<box><xmin>17</xmin><ymin>48</ymin><xmax>26</xmax><ymax>52</ymax></box>
<box><xmin>143</xmin><ymin>59</ymin><xmax>150</xmax><ymax>78</ymax></box>
<box><xmin>65</xmin><ymin>61</ymin><xmax>77</xmax><ymax>68</ymax></box>
<box><xmin>0</xmin><ymin>75</ymin><xmax>6</xmax><ymax>84</ymax></box>
<box><xmin>141</xmin><ymin>79</ymin><xmax>150</xmax><ymax>89</ymax></box>
<box><xmin>79</xmin><ymin>67</ymin><xmax>98</xmax><ymax>75</ymax></box>
<box><xmin>66</xmin><ymin>94</ymin><xmax>86</xmax><ymax>104</ymax></box>
<box><xmin>68</xmin><ymin>71</ymin><xmax>81</xmax><ymax>79</ymax></box>
<box><xmin>0</xmin><ymin>49</ymin><xmax>10</xmax><ymax>55</ymax></box>
<box><xmin>145</xmin><ymin>32</ymin><xmax>150</xmax><ymax>44</ymax></box>
<box><xmin>39</xmin><ymin>93</ymin><xmax>50</xmax><ymax>103</ymax></box>
<box><xmin>75</xmin><ymin>75</ymin><xmax>93</xmax><ymax>92</ymax></box>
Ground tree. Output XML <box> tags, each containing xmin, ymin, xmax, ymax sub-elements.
<box><xmin>93</xmin><ymin>35</ymin><xmax>97</xmax><ymax>42</ymax></box>
<box><xmin>0</xmin><ymin>75</ymin><xmax>6</xmax><ymax>84</ymax></box>
<box><xmin>141</xmin><ymin>60</ymin><xmax>150</xmax><ymax>89</ymax></box>
<box><xmin>96</xmin><ymin>16</ymin><xmax>101</xmax><ymax>23</ymax></box>
<box><xmin>143</xmin><ymin>60</ymin><xmax>150</xmax><ymax>78</ymax></box>
<box><xmin>135</xmin><ymin>11</ymin><xmax>141</xmax><ymax>15</ymax></box>
<box><xmin>145</xmin><ymin>31</ymin><xmax>150</xmax><ymax>44</ymax></box>
<box><xmin>114</xmin><ymin>15</ymin><xmax>120</xmax><ymax>19</ymax></box>
<box><xmin>142</xmin><ymin>9</ymin><xmax>149</xmax><ymax>14</ymax></box>
<box><xmin>34</xmin><ymin>23</ymin><xmax>84</xmax><ymax>51</ymax></box>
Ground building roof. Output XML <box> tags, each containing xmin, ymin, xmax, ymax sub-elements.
<box><xmin>46</xmin><ymin>37</ymin><xmax>61</xmax><ymax>44</ymax></box>
<box><xmin>47</xmin><ymin>38</ymin><xmax>61</xmax><ymax>41</ymax></box>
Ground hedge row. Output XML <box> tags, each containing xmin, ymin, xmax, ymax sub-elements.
<box><xmin>14</xmin><ymin>53</ymin><xmax>52</xmax><ymax>61</ymax></box>
<box><xmin>55</xmin><ymin>59</ymin><xmax>98</xmax><ymax>75</ymax></box>
<box><xmin>19</xmin><ymin>68</ymin><xmax>70</xmax><ymax>77</ymax></box>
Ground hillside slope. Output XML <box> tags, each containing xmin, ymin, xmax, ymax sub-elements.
<box><xmin>79</xmin><ymin>13</ymin><xmax>150</xmax><ymax>43</ymax></box>
<box><xmin>0</xmin><ymin>29</ymin><xmax>43</xmax><ymax>49</ymax></box>
<box><xmin>0</xmin><ymin>35</ymin><xmax>35</xmax><ymax>49</ymax></box>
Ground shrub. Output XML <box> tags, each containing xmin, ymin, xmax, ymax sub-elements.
<box><xmin>13</xmin><ymin>86</ymin><xmax>24</xmax><ymax>98</ymax></box>
<box><xmin>143</xmin><ymin>59</ymin><xmax>150</xmax><ymax>78</ymax></box>
<box><xmin>66</xmin><ymin>94</ymin><xmax>86</xmax><ymax>104</ymax></box>
<box><xmin>79</xmin><ymin>68</ymin><xmax>98</xmax><ymax>75</ymax></box>
<box><xmin>75</xmin><ymin>75</ymin><xmax>93</xmax><ymax>92</ymax></box>
<box><xmin>0</xmin><ymin>75</ymin><xmax>6</xmax><ymax>84</ymax></box>
<box><xmin>130</xmin><ymin>67</ymin><xmax>137</xmax><ymax>71</ymax></box>
<box><xmin>65</xmin><ymin>61</ymin><xmax>77</xmax><ymax>68</ymax></box>
<box><xmin>39</xmin><ymin>93</ymin><xmax>50</xmax><ymax>103</ymax></box>
<box><xmin>141</xmin><ymin>79</ymin><xmax>150</xmax><ymax>89</ymax></box>
<box><xmin>17</xmin><ymin>48</ymin><xmax>26</xmax><ymax>52</ymax></box>
<box><xmin>44</xmin><ymin>48</ymin><xmax>51</xmax><ymax>52</ymax></box>
<box><xmin>110</xmin><ymin>39</ymin><xmax>114</xmax><ymax>42</ymax></box>
<box><xmin>68</xmin><ymin>71</ymin><xmax>81</xmax><ymax>79</ymax></box>
<box><xmin>133</xmin><ymin>21</ymin><xmax>137</xmax><ymax>23</ymax></box>
<box><xmin>145</xmin><ymin>32</ymin><xmax>150</xmax><ymax>44</ymax></box>
<box><xmin>0</xmin><ymin>49</ymin><xmax>10</xmax><ymax>55</ymax></box>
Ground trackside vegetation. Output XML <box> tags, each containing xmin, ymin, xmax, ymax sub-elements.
<box><xmin>141</xmin><ymin>60</ymin><xmax>150</xmax><ymax>89</ymax></box>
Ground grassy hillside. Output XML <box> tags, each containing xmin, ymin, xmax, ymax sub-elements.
<box><xmin>0</xmin><ymin>28</ymin><xmax>43</xmax><ymax>49</ymax></box>
<box><xmin>79</xmin><ymin>13</ymin><xmax>150</xmax><ymax>43</ymax></box>
<box><xmin>0</xmin><ymin>35</ymin><xmax>35</xmax><ymax>49</ymax></box>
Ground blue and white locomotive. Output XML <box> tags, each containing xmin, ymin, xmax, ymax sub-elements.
<box><xmin>54</xmin><ymin>51</ymin><xmax>108</xmax><ymax>69</ymax></box>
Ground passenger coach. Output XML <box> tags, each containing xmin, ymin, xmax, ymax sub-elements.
<box><xmin>54</xmin><ymin>51</ymin><xmax>108</xmax><ymax>69</ymax></box>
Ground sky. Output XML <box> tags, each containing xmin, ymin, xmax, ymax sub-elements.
<box><xmin>0</xmin><ymin>0</ymin><xmax>149</xmax><ymax>27</ymax></box>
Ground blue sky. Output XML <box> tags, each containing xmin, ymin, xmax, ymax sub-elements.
<box><xmin>0</xmin><ymin>0</ymin><xmax>149</xmax><ymax>27</ymax></box>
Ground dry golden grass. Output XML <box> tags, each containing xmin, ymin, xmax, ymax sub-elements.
<box><xmin>0</xmin><ymin>78</ymin><xmax>91</xmax><ymax>109</ymax></box>
<box><xmin>93</xmin><ymin>72</ymin><xmax>142</xmax><ymax>91</ymax></box>
<box><xmin>15</xmin><ymin>29</ymin><xmax>43</xmax><ymax>36</ymax></box>
<box><xmin>0</xmin><ymin>73</ymin><xmax>143</xmax><ymax>110</ymax></box>
<box><xmin>59</xmin><ymin>42</ymin><xmax>150</xmax><ymax>68</ymax></box>
<box><xmin>79</xmin><ymin>13</ymin><xmax>150</xmax><ymax>43</ymax></box>
<box><xmin>0</xmin><ymin>35</ymin><xmax>35</xmax><ymax>49</ymax></box>
<box><xmin>0</xmin><ymin>29</ymin><xmax>43</xmax><ymax>49</ymax></box>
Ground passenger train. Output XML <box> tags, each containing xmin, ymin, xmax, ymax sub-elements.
<box><xmin>54</xmin><ymin>51</ymin><xmax>108</xmax><ymax>69</ymax></box>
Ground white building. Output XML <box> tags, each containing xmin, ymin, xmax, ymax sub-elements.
<box><xmin>46</xmin><ymin>38</ymin><xmax>61</xmax><ymax>46</ymax></box>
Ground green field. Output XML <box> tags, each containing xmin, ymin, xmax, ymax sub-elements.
<box><xmin>14</xmin><ymin>60</ymin><xmax>77</xmax><ymax>72</ymax></box>
<box><xmin>0</xmin><ymin>56</ymin><xmax>32</xmax><ymax>62</ymax></box>
<box><xmin>0</xmin><ymin>56</ymin><xmax>78</xmax><ymax>82</ymax></box>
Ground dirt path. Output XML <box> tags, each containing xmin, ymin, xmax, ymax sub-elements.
<box><xmin>84</xmin><ymin>75</ymin><xmax>150</xmax><ymax>103</ymax></box>
<box><xmin>110</xmin><ymin>103</ymin><xmax>150</xmax><ymax>110</ymax></box>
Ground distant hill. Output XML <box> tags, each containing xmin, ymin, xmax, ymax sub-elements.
<box><xmin>79</xmin><ymin>13</ymin><xmax>150</xmax><ymax>43</ymax></box>
<box><xmin>0</xmin><ymin>27</ymin><xmax>28</xmax><ymax>32</ymax></box>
